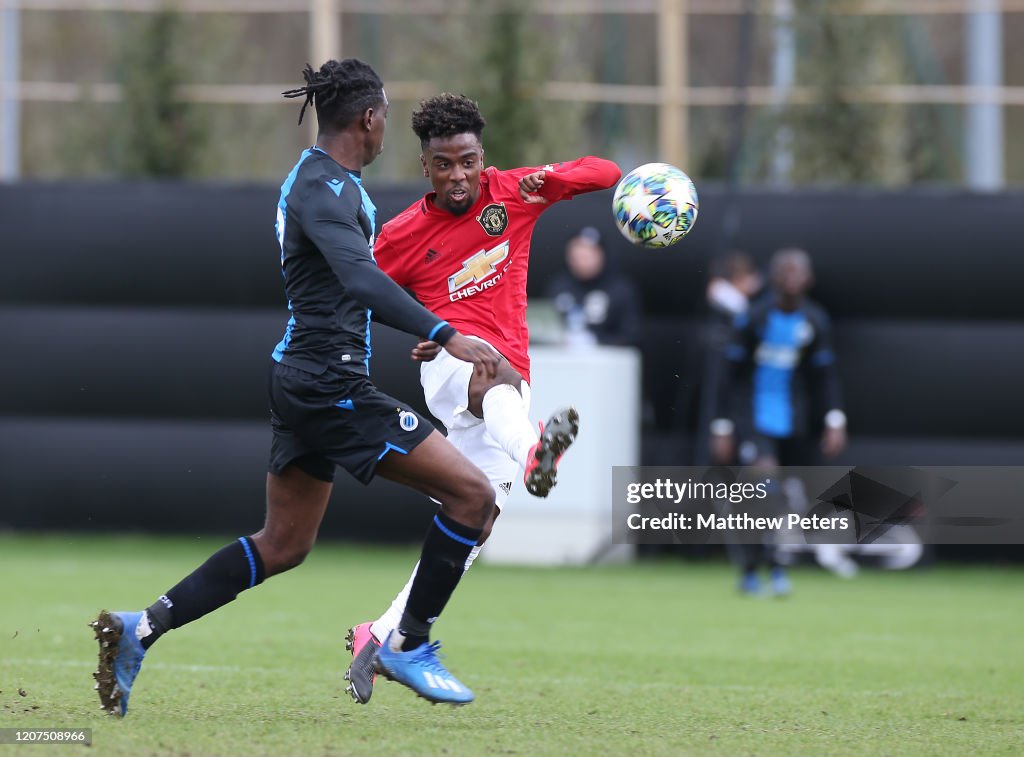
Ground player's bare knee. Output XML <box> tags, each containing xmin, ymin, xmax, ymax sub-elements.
<box><xmin>253</xmin><ymin>534</ymin><xmax>313</xmax><ymax>576</ymax></box>
<box><xmin>478</xmin><ymin>506</ymin><xmax>500</xmax><ymax>543</ymax></box>
<box><xmin>469</xmin><ymin>471</ymin><xmax>496</xmax><ymax>515</ymax></box>
<box><xmin>446</xmin><ymin>472</ymin><xmax>494</xmax><ymax>527</ymax></box>
<box><xmin>278</xmin><ymin>541</ymin><xmax>312</xmax><ymax>572</ymax></box>
<box><xmin>468</xmin><ymin>364</ymin><xmax>523</xmax><ymax>417</ymax></box>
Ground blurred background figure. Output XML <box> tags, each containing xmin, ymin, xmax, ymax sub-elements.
<box><xmin>686</xmin><ymin>250</ymin><xmax>766</xmax><ymax>468</ymax></box>
<box><xmin>710</xmin><ymin>248</ymin><xmax>848</xmax><ymax>594</ymax></box>
<box><xmin>706</xmin><ymin>250</ymin><xmax>764</xmax><ymax>323</ymax></box>
<box><xmin>547</xmin><ymin>226</ymin><xmax>642</xmax><ymax>348</ymax></box>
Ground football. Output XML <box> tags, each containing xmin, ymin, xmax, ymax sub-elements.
<box><xmin>612</xmin><ymin>162</ymin><xmax>699</xmax><ymax>248</ymax></box>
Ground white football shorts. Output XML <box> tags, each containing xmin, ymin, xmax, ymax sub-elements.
<box><xmin>420</xmin><ymin>336</ymin><xmax>531</xmax><ymax>509</ymax></box>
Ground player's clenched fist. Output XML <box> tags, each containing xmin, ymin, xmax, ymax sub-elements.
<box><xmin>518</xmin><ymin>170</ymin><xmax>549</xmax><ymax>204</ymax></box>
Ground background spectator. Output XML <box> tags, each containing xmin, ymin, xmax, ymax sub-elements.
<box><xmin>706</xmin><ymin>250</ymin><xmax>765</xmax><ymax>323</ymax></box>
<box><xmin>547</xmin><ymin>226</ymin><xmax>643</xmax><ymax>348</ymax></box>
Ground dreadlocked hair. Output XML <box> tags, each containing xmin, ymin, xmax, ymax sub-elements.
<box><xmin>411</xmin><ymin>93</ymin><xmax>486</xmax><ymax>148</ymax></box>
<box><xmin>282</xmin><ymin>59</ymin><xmax>384</xmax><ymax>130</ymax></box>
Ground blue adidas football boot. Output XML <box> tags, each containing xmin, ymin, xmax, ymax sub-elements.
<box><xmin>373</xmin><ymin>631</ymin><xmax>474</xmax><ymax>705</ymax></box>
<box><xmin>770</xmin><ymin>567</ymin><xmax>793</xmax><ymax>597</ymax></box>
<box><xmin>738</xmin><ymin>571</ymin><xmax>762</xmax><ymax>596</ymax></box>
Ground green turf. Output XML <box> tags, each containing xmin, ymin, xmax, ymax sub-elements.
<box><xmin>0</xmin><ymin>534</ymin><xmax>1021</xmax><ymax>756</ymax></box>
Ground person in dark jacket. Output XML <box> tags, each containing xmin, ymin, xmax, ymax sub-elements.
<box><xmin>547</xmin><ymin>226</ymin><xmax>642</xmax><ymax>347</ymax></box>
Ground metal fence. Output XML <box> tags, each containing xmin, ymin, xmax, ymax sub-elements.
<box><xmin>1</xmin><ymin>0</ymin><xmax>1021</xmax><ymax>183</ymax></box>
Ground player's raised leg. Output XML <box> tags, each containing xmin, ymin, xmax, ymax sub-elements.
<box><xmin>467</xmin><ymin>359</ymin><xmax>580</xmax><ymax>499</ymax></box>
<box><xmin>473</xmin><ymin>364</ymin><xmax>540</xmax><ymax>475</ymax></box>
<box><xmin>91</xmin><ymin>464</ymin><xmax>332</xmax><ymax>716</ymax></box>
<box><xmin>368</xmin><ymin>430</ymin><xmax>494</xmax><ymax>705</ymax></box>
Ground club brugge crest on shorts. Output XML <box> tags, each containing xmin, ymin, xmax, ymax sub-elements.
<box><xmin>399</xmin><ymin>410</ymin><xmax>419</xmax><ymax>431</ymax></box>
<box><xmin>476</xmin><ymin>203</ymin><xmax>508</xmax><ymax>236</ymax></box>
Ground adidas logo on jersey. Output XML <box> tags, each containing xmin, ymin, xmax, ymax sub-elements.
<box><xmin>498</xmin><ymin>481</ymin><xmax>512</xmax><ymax>494</ymax></box>
<box><xmin>425</xmin><ymin>248</ymin><xmax>440</xmax><ymax>263</ymax></box>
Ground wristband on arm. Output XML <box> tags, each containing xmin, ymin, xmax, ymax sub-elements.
<box><xmin>428</xmin><ymin>322</ymin><xmax>455</xmax><ymax>346</ymax></box>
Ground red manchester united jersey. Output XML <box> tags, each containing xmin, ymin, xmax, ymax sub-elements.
<box><xmin>375</xmin><ymin>157</ymin><xmax>621</xmax><ymax>384</ymax></box>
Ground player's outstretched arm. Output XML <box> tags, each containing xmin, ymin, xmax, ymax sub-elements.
<box><xmin>301</xmin><ymin>177</ymin><xmax>503</xmax><ymax>377</ymax></box>
<box><xmin>301</xmin><ymin>177</ymin><xmax>462</xmax><ymax>348</ymax></box>
<box><xmin>325</xmin><ymin>253</ymin><xmax>500</xmax><ymax>378</ymax></box>
<box><xmin>521</xmin><ymin>156</ymin><xmax>622</xmax><ymax>204</ymax></box>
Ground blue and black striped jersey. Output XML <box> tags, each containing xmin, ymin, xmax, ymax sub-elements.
<box><xmin>271</xmin><ymin>147</ymin><xmax>452</xmax><ymax>375</ymax></box>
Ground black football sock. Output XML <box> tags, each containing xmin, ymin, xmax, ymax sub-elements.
<box><xmin>138</xmin><ymin>536</ymin><xmax>265</xmax><ymax>649</ymax></box>
<box><xmin>740</xmin><ymin>543</ymin><xmax>762</xmax><ymax>575</ymax></box>
<box><xmin>398</xmin><ymin>511</ymin><xmax>482</xmax><ymax>652</ymax></box>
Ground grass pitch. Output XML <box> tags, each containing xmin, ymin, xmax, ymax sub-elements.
<box><xmin>0</xmin><ymin>534</ymin><xmax>1021</xmax><ymax>756</ymax></box>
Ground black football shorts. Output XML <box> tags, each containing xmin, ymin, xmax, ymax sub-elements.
<box><xmin>739</xmin><ymin>433</ymin><xmax>818</xmax><ymax>467</ymax></box>
<box><xmin>268</xmin><ymin>360</ymin><xmax>434</xmax><ymax>484</ymax></box>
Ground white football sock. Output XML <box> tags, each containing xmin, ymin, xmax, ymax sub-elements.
<box><xmin>371</xmin><ymin>564</ymin><xmax>417</xmax><ymax>643</ymax></box>
<box><xmin>369</xmin><ymin>544</ymin><xmax>484</xmax><ymax>643</ymax></box>
<box><xmin>463</xmin><ymin>544</ymin><xmax>482</xmax><ymax>572</ymax></box>
<box><xmin>481</xmin><ymin>383</ymin><xmax>538</xmax><ymax>470</ymax></box>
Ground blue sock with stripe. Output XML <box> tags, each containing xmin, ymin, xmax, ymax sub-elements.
<box><xmin>398</xmin><ymin>511</ymin><xmax>482</xmax><ymax>651</ymax></box>
<box><xmin>139</xmin><ymin>536</ymin><xmax>265</xmax><ymax>649</ymax></box>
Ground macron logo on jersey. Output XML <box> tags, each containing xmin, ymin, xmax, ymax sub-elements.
<box><xmin>447</xmin><ymin>240</ymin><xmax>510</xmax><ymax>300</ymax></box>
<box><xmin>326</xmin><ymin>177</ymin><xmax>345</xmax><ymax>197</ymax></box>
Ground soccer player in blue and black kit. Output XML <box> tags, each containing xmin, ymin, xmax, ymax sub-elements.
<box><xmin>91</xmin><ymin>59</ymin><xmax>504</xmax><ymax>713</ymax></box>
<box><xmin>710</xmin><ymin>248</ymin><xmax>847</xmax><ymax>594</ymax></box>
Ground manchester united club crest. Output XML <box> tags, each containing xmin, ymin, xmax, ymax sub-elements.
<box><xmin>476</xmin><ymin>203</ymin><xmax>508</xmax><ymax>236</ymax></box>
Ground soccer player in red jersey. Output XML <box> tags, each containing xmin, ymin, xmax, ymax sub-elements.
<box><xmin>344</xmin><ymin>93</ymin><xmax>621</xmax><ymax>703</ymax></box>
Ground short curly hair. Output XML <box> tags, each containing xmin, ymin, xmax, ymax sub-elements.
<box><xmin>411</xmin><ymin>93</ymin><xmax>486</xmax><ymax>148</ymax></box>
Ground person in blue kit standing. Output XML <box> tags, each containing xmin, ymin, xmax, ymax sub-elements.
<box><xmin>90</xmin><ymin>59</ymin><xmax>505</xmax><ymax>715</ymax></box>
<box><xmin>710</xmin><ymin>247</ymin><xmax>847</xmax><ymax>595</ymax></box>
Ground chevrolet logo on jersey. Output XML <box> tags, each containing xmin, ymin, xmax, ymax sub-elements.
<box><xmin>448</xmin><ymin>240</ymin><xmax>510</xmax><ymax>299</ymax></box>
